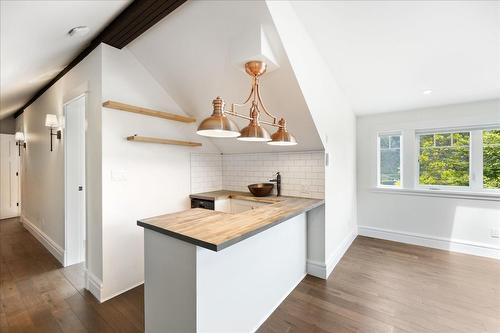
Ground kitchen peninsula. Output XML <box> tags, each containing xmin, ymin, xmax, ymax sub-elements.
<box><xmin>138</xmin><ymin>190</ymin><xmax>324</xmax><ymax>333</ymax></box>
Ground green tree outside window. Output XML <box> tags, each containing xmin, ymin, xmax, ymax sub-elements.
<box><xmin>419</xmin><ymin>132</ymin><xmax>470</xmax><ymax>186</ymax></box>
<box><xmin>483</xmin><ymin>129</ymin><xmax>500</xmax><ymax>189</ymax></box>
<box><xmin>379</xmin><ymin>134</ymin><xmax>401</xmax><ymax>186</ymax></box>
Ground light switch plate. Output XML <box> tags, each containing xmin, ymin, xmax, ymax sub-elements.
<box><xmin>491</xmin><ymin>228</ymin><xmax>499</xmax><ymax>238</ymax></box>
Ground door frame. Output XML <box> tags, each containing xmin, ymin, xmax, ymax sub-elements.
<box><xmin>63</xmin><ymin>93</ymin><xmax>87</xmax><ymax>267</ymax></box>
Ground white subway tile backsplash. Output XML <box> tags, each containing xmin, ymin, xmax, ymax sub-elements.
<box><xmin>190</xmin><ymin>151</ymin><xmax>325</xmax><ymax>199</ymax></box>
<box><xmin>222</xmin><ymin>151</ymin><xmax>325</xmax><ymax>199</ymax></box>
<box><xmin>190</xmin><ymin>153</ymin><xmax>223</xmax><ymax>193</ymax></box>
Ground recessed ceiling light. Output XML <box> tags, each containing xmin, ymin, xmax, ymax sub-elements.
<box><xmin>423</xmin><ymin>89</ymin><xmax>433</xmax><ymax>95</ymax></box>
<box><xmin>68</xmin><ymin>26</ymin><xmax>90</xmax><ymax>37</ymax></box>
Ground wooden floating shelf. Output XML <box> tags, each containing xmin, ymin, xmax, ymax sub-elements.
<box><xmin>103</xmin><ymin>100</ymin><xmax>196</xmax><ymax>123</ymax></box>
<box><xmin>127</xmin><ymin>135</ymin><xmax>202</xmax><ymax>147</ymax></box>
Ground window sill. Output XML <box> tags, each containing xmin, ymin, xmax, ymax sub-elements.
<box><xmin>370</xmin><ymin>187</ymin><xmax>500</xmax><ymax>201</ymax></box>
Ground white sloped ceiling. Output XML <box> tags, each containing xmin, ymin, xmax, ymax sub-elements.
<box><xmin>126</xmin><ymin>0</ymin><xmax>324</xmax><ymax>153</ymax></box>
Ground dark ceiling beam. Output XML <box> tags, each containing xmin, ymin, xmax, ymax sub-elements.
<box><xmin>14</xmin><ymin>0</ymin><xmax>186</xmax><ymax>118</ymax></box>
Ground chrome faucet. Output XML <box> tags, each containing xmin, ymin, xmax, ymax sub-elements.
<box><xmin>269</xmin><ymin>172</ymin><xmax>281</xmax><ymax>197</ymax></box>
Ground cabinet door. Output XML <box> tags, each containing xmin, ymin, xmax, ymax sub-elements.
<box><xmin>214</xmin><ymin>199</ymin><xmax>231</xmax><ymax>213</ymax></box>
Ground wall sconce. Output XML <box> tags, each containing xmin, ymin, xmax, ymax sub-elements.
<box><xmin>15</xmin><ymin>131</ymin><xmax>25</xmax><ymax>156</ymax></box>
<box><xmin>45</xmin><ymin>114</ymin><xmax>61</xmax><ymax>152</ymax></box>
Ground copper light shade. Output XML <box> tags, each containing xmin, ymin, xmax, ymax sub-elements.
<box><xmin>237</xmin><ymin>109</ymin><xmax>271</xmax><ymax>141</ymax></box>
<box><xmin>197</xmin><ymin>60</ymin><xmax>298</xmax><ymax>145</ymax></box>
<box><xmin>268</xmin><ymin>118</ymin><xmax>297</xmax><ymax>145</ymax></box>
<box><xmin>197</xmin><ymin>97</ymin><xmax>241</xmax><ymax>138</ymax></box>
<box><xmin>238</xmin><ymin>123</ymin><xmax>271</xmax><ymax>141</ymax></box>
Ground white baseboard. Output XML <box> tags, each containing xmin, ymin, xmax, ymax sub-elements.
<box><xmin>100</xmin><ymin>281</ymin><xmax>144</xmax><ymax>303</ymax></box>
<box><xmin>307</xmin><ymin>227</ymin><xmax>358</xmax><ymax>279</ymax></box>
<box><xmin>325</xmin><ymin>228</ymin><xmax>358</xmax><ymax>278</ymax></box>
<box><xmin>85</xmin><ymin>270</ymin><xmax>103</xmax><ymax>302</ymax></box>
<box><xmin>358</xmin><ymin>226</ymin><xmax>500</xmax><ymax>260</ymax></box>
<box><xmin>306</xmin><ymin>259</ymin><xmax>326</xmax><ymax>279</ymax></box>
<box><xmin>21</xmin><ymin>216</ymin><xmax>65</xmax><ymax>265</ymax></box>
<box><xmin>86</xmin><ymin>273</ymin><xmax>144</xmax><ymax>304</ymax></box>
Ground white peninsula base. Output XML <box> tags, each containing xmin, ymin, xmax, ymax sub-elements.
<box><xmin>144</xmin><ymin>213</ymin><xmax>307</xmax><ymax>333</ymax></box>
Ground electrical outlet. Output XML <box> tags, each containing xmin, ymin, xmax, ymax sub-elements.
<box><xmin>490</xmin><ymin>228</ymin><xmax>499</xmax><ymax>238</ymax></box>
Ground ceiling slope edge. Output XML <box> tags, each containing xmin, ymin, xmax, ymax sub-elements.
<box><xmin>266</xmin><ymin>0</ymin><xmax>355</xmax><ymax>150</ymax></box>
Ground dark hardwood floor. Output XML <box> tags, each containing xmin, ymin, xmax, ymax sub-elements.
<box><xmin>1</xmin><ymin>217</ymin><xmax>499</xmax><ymax>332</ymax></box>
<box><xmin>259</xmin><ymin>237</ymin><xmax>500</xmax><ymax>333</ymax></box>
<box><xmin>0</xmin><ymin>217</ymin><xmax>143</xmax><ymax>333</ymax></box>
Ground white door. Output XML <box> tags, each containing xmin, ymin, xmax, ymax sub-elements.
<box><xmin>0</xmin><ymin>134</ymin><xmax>20</xmax><ymax>219</ymax></box>
<box><xmin>64</xmin><ymin>95</ymin><xmax>86</xmax><ymax>266</ymax></box>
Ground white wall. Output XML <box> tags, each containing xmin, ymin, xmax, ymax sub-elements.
<box><xmin>14</xmin><ymin>42</ymin><xmax>224</xmax><ymax>302</ymax></box>
<box><xmin>267</xmin><ymin>1</ymin><xmax>358</xmax><ymax>277</ymax></box>
<box><xmin>100</xmin><ymin>44</ymin><xmax>220</xmax><ymax>301</ymax></box>
<box><xmin>357</xmin><ymin>100</ymin><xmax>500</xmax><ymax>258</ymax></box>
<box><xmin>16</xmin><ymin>46</ymin><xmax>103</xmax><ymax>274</ymax></box>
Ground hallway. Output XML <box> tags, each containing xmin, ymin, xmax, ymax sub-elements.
<box><xmin>0</xmin><ymin>218</ymin><xmax>143</xmax><ymax>333</ymax></box>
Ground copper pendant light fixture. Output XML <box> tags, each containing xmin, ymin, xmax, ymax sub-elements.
<box><xmin>197</xmin><ymin>60</ymin><xmax>297</xmax><ymax>146</ymax></box>
<box><xmin>268</xmin><ymin>118</ymin><xmax>297</xmax><ymax>146</ymax></box>
<box><xmin>196</xmin><ymin>97</ymin><xmax>240</xmax><ymax>138</ymax></box>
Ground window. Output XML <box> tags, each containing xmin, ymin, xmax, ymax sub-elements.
<box><xmin>378</xmin><ymin>133</ymin><xmax>401</xmax><ymax>186</ymax></box>
<box><xmin>418</xmin><ymin>131</ymin><xmax>470</xmax><ymax>187</ymax></box>
<box><xmin>375</xmin><ymin>125</ymin><xmax>499</xmax><ymax>196</ymax></box>
<box><xmin>483</xmin><ymin>129</ymin><xmax>500</xmax><ymax>189</ymax></box>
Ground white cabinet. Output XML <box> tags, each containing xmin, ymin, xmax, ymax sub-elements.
<box><xmin>214</xmin><ymin>198</ymin><xmax>269</xmax><ymax>213</ymax></box>
<box><xmin>214</xmin><ymin>199</ymin><xmax>231</xmax><ymax>213</ymax></box>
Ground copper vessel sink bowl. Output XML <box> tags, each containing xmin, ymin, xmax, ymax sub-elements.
<box><xmin>248</xmin><ymin>183</ymin><xmax>274</xmax><ymax>197</ymax></box>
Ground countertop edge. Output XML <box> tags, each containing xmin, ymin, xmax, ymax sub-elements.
<box><xmin>137</xmin><ymin>199</ymin><xmax>324</xmax><ymax>252</ymax></box>
<box><xmin>215</xmin><ymin>199</ymin><xmax>325</xmax><ymax>251</ymax></box>
<box><xmin>189</xmin><ymin>193</ymin><xmax>228</xmax><ymax>201</ymax></box>
<box><xmin>138</xmin><ymin>221</ymin><xmax>218</xmax><ymax>251</ymax></box>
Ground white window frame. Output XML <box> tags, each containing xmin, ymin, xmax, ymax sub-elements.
<box><xmin>415</xmin><ymin>125</ymin><xmax>500</xmax><ymax>193</ymax></box>
<box><xmin>377</xmin><ymin>131</ymin><xmax>402</xmax><ymax>188</ymax></box>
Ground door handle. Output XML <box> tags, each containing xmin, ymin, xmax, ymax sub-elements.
<box><xmin>78</xmin><ymin>186</ymin><xmax>83</xmax><ymax>191</ymax></box>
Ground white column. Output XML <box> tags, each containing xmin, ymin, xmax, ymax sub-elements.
<box><xmin>402</xmin><ymin>129</ymin><xmax>416</xmax><ymax>189</ymax></box>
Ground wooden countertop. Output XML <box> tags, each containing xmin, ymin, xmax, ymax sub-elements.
<box><xmin>138</xmin><ymin>191</ymin><xmax>324</xmax><ymax>251</ymax></box>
